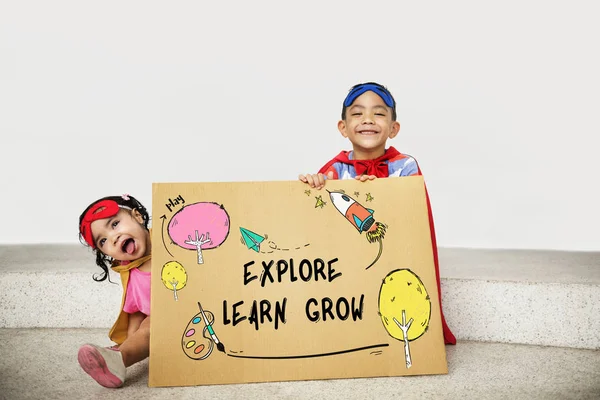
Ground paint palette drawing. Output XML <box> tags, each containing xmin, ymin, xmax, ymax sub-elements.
<box><xmin>181</xmin><ymin>311</ymin><xmax>213</xmax><ymax>360</ymax></box>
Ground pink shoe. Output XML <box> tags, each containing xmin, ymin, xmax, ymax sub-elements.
<box><xmin>78</xmin><ymin>344</ymin><xmax>126</xmax><ymax>388</ymax></box>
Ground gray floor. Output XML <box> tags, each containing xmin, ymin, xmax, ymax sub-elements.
<box><xmin>2</xmin><ymin>246</ymin><xmax>599</xmax><ymax>399</ymax></box>
<box><xmin>0</xmin><ymin>328</ymin><xmax>599</xmax><ymax>400</ymax></box>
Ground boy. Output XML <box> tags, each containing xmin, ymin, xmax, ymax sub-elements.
<box><xmin>299</xmin><ymin>82</ymin><xmax>456</xmax><ymax>345</ymax></box>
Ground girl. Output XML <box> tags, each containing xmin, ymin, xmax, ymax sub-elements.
<box><xmin>77</xmin><ymin>194</ymin><xmax>152</xmax><ymax>388</ymax></box>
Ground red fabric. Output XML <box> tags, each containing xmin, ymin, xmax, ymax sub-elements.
<box><xmin>421</xmin><ymin>174</ymin><xmax>457</xmax><ymax>345</ymax></box>
<box><xmin>79</xmin><ymin>199</ymin><xmax>121</xmax><ymax>249</ymax></box>
<box><xmin>318</xmin><ymin>147</ymin><xmax>456</xmax><ymax>345</ymax></box>
<box><xmin>329</xmin><ymin>147</ymin><xmax>401</xmax><ymax>177</ymax></box>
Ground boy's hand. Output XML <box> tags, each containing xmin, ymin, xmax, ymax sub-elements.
<box><xmin>355</xmin><ymin>174</ymin><xmax>377</xmax><ymax>182</ymax></box>
<box><xmin>299</xmin><ymin>171</ymin><xmax>334</xmax><ymax>189</ymax></box>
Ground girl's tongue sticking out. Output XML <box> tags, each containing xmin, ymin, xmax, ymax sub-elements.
<box><xmin>123</xmin><ymin>239</ymin><xmax>136</xmax><ymax>255</ymax></box>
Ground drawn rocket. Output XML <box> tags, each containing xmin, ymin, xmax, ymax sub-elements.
<box><xmin>326</xmin><ymin>190</ymin><xmax>387</xmax><ymax>269</ymax></box>
<box><xmin>328</xmin><ymin>191</ymin><xmax>377</xmax><ymax>233</ymax></box>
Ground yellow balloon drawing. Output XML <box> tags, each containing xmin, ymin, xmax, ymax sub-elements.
<box><xmin>378</xmin><ymin>269</ymin><xmax>431</xmax><ymax>368</ymax></box>
<box><xmin>161</xmin><ymin>261</ymin><xmax>188</xmax><ymax>301</ymax></box>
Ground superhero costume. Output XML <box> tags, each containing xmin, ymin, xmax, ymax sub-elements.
<box><xmin>109</xmin><ymin>254</ymin><xmax>152</xmax><ymax>345</ymax></box>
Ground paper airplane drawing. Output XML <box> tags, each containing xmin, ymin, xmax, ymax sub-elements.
<box><xmin>239</xmin><ymin>227</ymin><xmax>265</xmax><ymax>252</ymax></box>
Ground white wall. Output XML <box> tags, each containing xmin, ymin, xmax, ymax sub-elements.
<box><xmin>1</xmin><ymin>1</ymin><xmax>599</xmax><ymax>250</ymax></box>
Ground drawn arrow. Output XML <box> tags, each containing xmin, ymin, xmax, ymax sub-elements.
<box><xmin>161</xmin><ymin>215</ymin><xmax>174</xmax><ymax>257</ymax></box>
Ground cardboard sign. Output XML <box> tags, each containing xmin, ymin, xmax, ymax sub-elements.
<box><xmin>149</xmin><ymin>177</ymin><xmax>447</xmax><ymax>387</ymax></box>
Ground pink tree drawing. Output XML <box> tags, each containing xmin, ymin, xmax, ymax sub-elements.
<box><xmin>168</xmin><ymin>202</ymin><xmax>230</xmax><ymax>264</ymax></box>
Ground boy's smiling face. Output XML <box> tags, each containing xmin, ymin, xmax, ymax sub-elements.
<box><xmin>338</xmin><ymin>90</ymin><xmax>400</xmax><ymax>160</ymax></box>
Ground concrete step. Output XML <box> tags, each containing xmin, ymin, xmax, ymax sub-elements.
<box><xmin>0</xmin><ymin>328</ymin><xmax>598</xmax><ymax>399</ymax></box>
<box><xmin>0</xmin><ymin>245</ymin><xmax>599</xmax><ymax>349</ymax></box>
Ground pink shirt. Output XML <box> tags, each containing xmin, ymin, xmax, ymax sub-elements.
<box><xmin>123</xmin><ymin>268</ymin><xmax>151</xmax><ymax>316</ymax></box>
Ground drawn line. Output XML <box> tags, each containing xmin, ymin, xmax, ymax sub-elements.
<box><xmin>365</xmin><ymin>239</ymin><xmax>383</xmax><ymax>270</ymax></box>
<box><xmin>161</xmin><ymin>217</ymin><xmax>174</xmax><ymax>257</ymax></box>
<box><xmin>227</xmin><ymin>343</ymin><xmax>388</xmax><ymax>360</ymax></box>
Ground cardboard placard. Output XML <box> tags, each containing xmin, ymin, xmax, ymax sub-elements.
<box><xmin>149</xmin><ymin>177</ymin><xmax>447</xmax><ymax>387</ymax></box>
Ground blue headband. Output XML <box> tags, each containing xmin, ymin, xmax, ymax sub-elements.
<box><xmin>343</xmin><ymin>83</ymin><xmax>395</xmax><ymax>108</ymax></box>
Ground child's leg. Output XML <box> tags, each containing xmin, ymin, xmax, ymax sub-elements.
<box><xmin>119</xmin><ymin>315</ymin><xmax>150</xmax><ymax>367</ymax></box>
<box><xmin>78</xmin><ymin>344</ymin><xmax>126</xmax><ymax>388</ymax></box>
<box><xmin>78</xmin><ymin>315</ymin><xmax>150</xmax><ymax>387</ymax></box>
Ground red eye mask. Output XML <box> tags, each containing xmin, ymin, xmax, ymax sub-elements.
<box><xmin>80</xmin><ymin>200</ymin><xmax>121</xmax><ymax>249</ymax></box>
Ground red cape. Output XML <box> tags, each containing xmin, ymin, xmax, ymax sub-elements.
<box><xmin>319</xmin><ymin>147</ymin><xmax>456</xmax><ymax>345</ymax></box>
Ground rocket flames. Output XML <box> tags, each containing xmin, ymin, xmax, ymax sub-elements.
<box><xmin>366</xmin><ymin>222</ymin><xmax>387</xmax><ymax>243</ymax></box>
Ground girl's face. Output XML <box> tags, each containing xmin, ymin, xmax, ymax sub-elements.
<box><xmin>90</xmin><ymin>208</ymin><xmax>150</xmax><ymax>262</ymax></box>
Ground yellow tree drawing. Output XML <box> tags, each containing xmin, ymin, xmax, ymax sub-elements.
<box><xmin>161</xmin><ymin>261</ymin><xmax>188</xmax><ymax>301</ymax></box>
<box><xmin>378</xmin><ymin>269</ymin><xmax>431</xmax><ymax>368</ymax></box>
